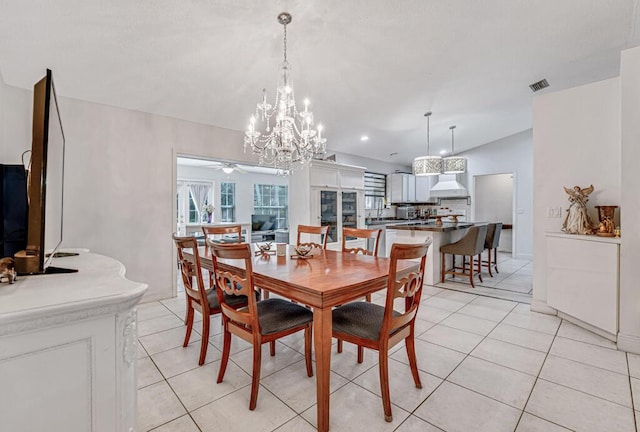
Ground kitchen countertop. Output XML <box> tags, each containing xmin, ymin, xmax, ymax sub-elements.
<box><xmin>386</xmin><ymin>221</ymin><xmax>475</xmax><ymax>232</ymax></box>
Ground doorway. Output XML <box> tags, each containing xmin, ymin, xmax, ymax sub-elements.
<box><xmin>474</xmin><ymin>173</ymin><xmax>513</xmax><ymax>254</ymax></box>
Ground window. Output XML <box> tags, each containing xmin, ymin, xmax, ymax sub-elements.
<box><xmin>364</xmin><ymin>171</ymin><xmax>386</xmax><ymax>209</ymax></box>
<box><xmin>220</xmin><ymin>182</ymin><xmax>236</xmax><ymax>222</ymax></box>
<box><xmin>177</xmin><ymin>180</ymin><xmax>214</xmax><ymax>226</ymax></box>
<box><xmin>253</xmin><ymin>184</ymin><xmax>288</xmax><ymax>229</ymax></box>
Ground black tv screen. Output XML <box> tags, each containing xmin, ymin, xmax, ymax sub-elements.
<box><xmin>26</xmin><ymin>69</ymin><xmax>70</xmax><ymax>273</ymax></box>
<box><xmin>251</xmin><ymin>214</ymin><xmax>276</xmax><ymax>231</ymax></box>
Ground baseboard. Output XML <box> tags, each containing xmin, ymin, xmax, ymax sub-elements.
<box><xmin>557</xmin><ymin>312</ymin><xmax>616</xmax><ymax>342</ymax></box>
<box><xmin>530</xmin><ymin>299</ymin><xmax>557</xmax><ymax>315</ymax></box>
<box><xmin>617</xmin><ymin>332</ymin><xmax>640</xmax><ymax>354</ymax></box>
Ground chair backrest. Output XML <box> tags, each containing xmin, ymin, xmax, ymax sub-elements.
<box><xmin>173</xmin><ymin>234</ymin><xmax>209</xmax><ymax>312</ymax></box>
<box><xmin>209</xmin><ymin>242</ymin><xmax>260</xmax><ymax>332</ymax></box>
<box><xmin>297</xmin><ymin>225</ymin><xmax>329</xmax><ymax>249</ymax></box>
<box><xmin>203</xmin><ymin>225</ymin><xmax>242</xmax><ymax>252</ymax></box>
<box><xmin>474</xmin><ymin>225</ymin><xmax>489</xmax><ymax>255</ymax></box>
<box><xmin>487</xmin><ymin>223</ymin><xmax>503</xmax><ymax>249</ymax></box>
<box><xmin>342</xmin><ymin>227</ymin><xmax>382</xmax><ymax>256</ymax></box>
<box><xmin>381</xmin><ymin>241</ymin><xmax>431</xmax><ymax>339</ymax></box>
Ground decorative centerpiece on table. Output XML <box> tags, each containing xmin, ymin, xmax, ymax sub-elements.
<box><xmin>202</xmin><ymin>204</ymin><xmax>214</xmax><ymax>223</ymax></box>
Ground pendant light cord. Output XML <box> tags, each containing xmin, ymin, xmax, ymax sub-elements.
<box><xmin>450</xmin><ymin>125</ymin><xmax>456</xmax><ymax>155</ymax></box>
<box><xmin>425</xmin><ymin>112</ymin><xmax>432</xmax><ymax>155</ymax></box>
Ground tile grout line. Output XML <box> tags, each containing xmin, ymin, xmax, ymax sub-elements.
<box><xmin>626</xmin><ymin>353</ymin><xmax>639</xmax><ymax>432</ymax></box>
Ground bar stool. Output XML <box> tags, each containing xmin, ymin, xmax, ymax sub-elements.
<box><xmin>440</xmin><ymin>225</ymin><xmax>488</xmax><ymax>288</ymax></box>
<box><xmin>483</xmin><ymin>223</ymin><xmax>503</xmax><ymax>277</ymax></box>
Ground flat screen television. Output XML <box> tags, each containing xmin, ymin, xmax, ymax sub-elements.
<box><xmin>19</xmin><ymin>69</ymin><xmax>76</xmax><ymax>274</ymax></box>
<box><xmin>251</xmin><ymin>214</ymin><xmax>276</xmax><ymax>232</ymax></box>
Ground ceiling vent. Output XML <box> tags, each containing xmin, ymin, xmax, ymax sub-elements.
<box><xmin>529</xmin><ymin>79</ymin><xmax>549</xmax><ymax>92</ymax></box>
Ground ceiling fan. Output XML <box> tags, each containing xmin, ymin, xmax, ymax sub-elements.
<box><xmin>206</xmin><ymin>163</ymin><xmax>247</xmax><ymax>174</ymax></box>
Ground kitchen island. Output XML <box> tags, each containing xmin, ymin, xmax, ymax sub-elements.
<box><xmin>386</xmin><ymin>222</ymin><xmax>476</xmax><ymax>285</ymax></box>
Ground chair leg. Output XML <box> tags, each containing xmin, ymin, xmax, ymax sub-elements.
<box><xmin>216</xmin><ymin>323</ymin><xmax>231</xmax><ymax>383</ymax></box>
<box><xmin>405</xmin><ymin>334</ymin><xmax>422</xmax><ymax>389</ymax></box>
<box><xmin>357</xmin><ymin>345</ymin><xmax>364</xmax><ymax>363</ymax></box>
<box><xmin>365</xmin><ymin>294</ymin><xmax>372</xmax><ymax>302</ymax></box>
<box><xmin>270</xmin><ymin>340</ymin><xmax>276</xmax><ymax>356</ymax></box>
<box><xmin>249</xmin><ymin>339</ymin><xmax>262</xmax><ymax>410</ymax></box>
<box><xmin>198</xmin><ymin>313</ymin><xmax>210</xmax><ymax>366</ymax></box>
<box><xmin>477</xmin><ymin>254</ymin><xmax>483</xmax><ymax>283</ymax></box>
<box><xmin>469</xmin><ymin>255</ymin><xmax>475</xmax><ymax>288</ymax></box>
<box><xmin>493</xmin><ymin>248</ymin><xmax>499</xmax><ymax>274</ymax></box>
<box><xmin>451</xmin><ymin>255</ymin><xmax>456</xmax><ymax>278</ymax></box>
<box><xmin>486</xmin><ymin>248</ymin><xmax>493</xmax><ymax>277</ymax></box>
<box><xmin>304</xmin><ymin>325</ymin><xmax>313</xmax><ymax>377</ymax></box>
<box><xmin>379</xmin><ymin>349</ymin><xmax>393</xmax><ymax>422</ymax></box>
<box><xmin>183</xmin><ymin>301</ymin><xmax>194</xmax><ymax>347</ymax></box>
<box><xmin>441</xmin><ymin>252</ymin><xmax>446</xmax><ymax>283</ymax></box>
<box><xmin>263</xmin><ymin>289</ymin><xmax>270</xmax><ymax>299</ymax></box>
<box><xmin>337</xmin><ymin>339</ymin><xmax>343</xmax><ymax>353</ymax></box>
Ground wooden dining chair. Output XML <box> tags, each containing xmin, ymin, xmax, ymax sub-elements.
<box><xmin>173</xmin><ymin>234</ymin><xmax>251</xmax><ymax>366</ymax></box>
<box><xmin>296</xmin><ymin>224</ymin><xmax>329</xmax><ymax>249</ymax></box>
<box><xmin>482</xmin><ymin>222</ymin><xmax>503</xmax><ymax>277</ymax></box>
<box><xmin>202</xmin><ymin>225</ymin><xmax>243</xmax><ymax>287</ymax></box>
<box><xmin>337</xmin><ymin>227</ymin><xmax>383</xmax><ymax>356</ymax></box>
<box><xmin>210</xmin><ymin>242</ymin><xmax>314</xmax><ymax>410</ymax></box>
<box><xmin>332</xmin><ymin>241</ymin><xmax>430</xmax><ymax>422</ymax></box>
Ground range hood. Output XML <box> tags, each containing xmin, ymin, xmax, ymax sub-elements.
<box><xmin>429</xmin><ymin>174</ymin><xmax>469</xmax><ymax>198</ymax></box>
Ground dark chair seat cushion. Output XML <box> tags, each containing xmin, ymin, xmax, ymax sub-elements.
<box><xmin>332</xmin><ymin>302</ymin><xmax>400</xmax><ymax>341</ymax></box>
<box><xmin>207</xmin><ymin>287</ymin><xmax>259</xmax><ymax>310</ymax></box>
<box><xmin>257</xmin><ymin>298</ymin><xmax>313</xmax><ymax>335</ymax></box>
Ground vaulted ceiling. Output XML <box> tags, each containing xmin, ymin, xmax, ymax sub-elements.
<box><xmin>1</xmin><ymin>0</ymin><xmax>638</xmax><ymax>165</ymax></box>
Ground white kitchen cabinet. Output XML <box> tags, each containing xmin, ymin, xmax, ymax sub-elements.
<box><xmin>290</xmin><ymin>160</ymin><xmax>366</xmax><ymax>250</ymax></box>
<box><xmin>388</xmin><ymin>173</ymin><xmax>415</xmax><ymax>203</ymax></box>
<box><xmin>415</xmin><ymin>175</ymin><xmax>436</xmax><ymax>202</ymax></box>
<box><xmin>310</xmin><ymin>187</ymin><xmax>365</xmax><ymax>250</ymax></box>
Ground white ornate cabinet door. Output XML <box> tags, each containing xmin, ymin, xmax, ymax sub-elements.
<box><xmin>0</xmin><ymin>252</ymin><xmax>146</xmax><ymax>432</ymax></box>
<box><xmin>0</xmin><ymin>315</ymin><xmax>117</xmax><ymax>431</ymax></box>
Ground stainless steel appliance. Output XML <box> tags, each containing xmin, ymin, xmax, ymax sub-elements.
<box><xmin>397</xmin><ymin>206</ymin><xmax>416</xmax><ymax>220</ymax></box>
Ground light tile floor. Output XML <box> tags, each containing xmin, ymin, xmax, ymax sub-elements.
<box><xmin>439</xmin><ymin>251</ymin><xmax>533</xmax><ymax>303</ymax></box>
<box><xmin>137</xmin><ymin>284</ymin><xmax>640</xmax><ymax>432</ymax></box>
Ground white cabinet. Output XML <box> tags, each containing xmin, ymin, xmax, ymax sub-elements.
<box><xmin>388</xmin><ymin>173</ymin><xmax>415</xmax><ymax>203</ymax></box>
<box><xmin>0</xmin><ymin>251</ymin><xmax>147</xmax><ymax>432</ymax></box>
<box><xmin>415</xmin><ymin>175</ymin><xmax>436</xmax><ymax>202</ymax></box>
<box><xmin>290</xmin><ymin>160</ymin><xmax>366</xmax><ymax>250</ymax></box>
<box><xmin>311</xmin><ymin>188</ymin><xmax>365</xmax><ymax>251</ymax></box>
<box><xmin>546</xmin><ymin>233</ymin><xmax>620</xmax><ymax>337</ymax></box>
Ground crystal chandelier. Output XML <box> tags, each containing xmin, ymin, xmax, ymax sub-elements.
<box><xmin>443</xmin><ymin>125</ymin><xmax>467</xmax><ymax>174</ymax></box>
<box><xmin>413</xmin><ymin>112</ymin><xmax>442</xmax><ymax>176</ymax></box>
<box><xmin>244</xmin><ymin>12</ymin><xmax>326</xmax><ymax>175</ymax></box>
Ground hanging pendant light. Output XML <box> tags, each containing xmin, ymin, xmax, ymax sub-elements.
<box><xmin>443</xmin><ymin>125</ymin><xmax>467</xmax><ymax>174</ymax></box>
<box><xmin>413</xmin><ymin>112</ymin><xmax>442</xmax><ymax>176</ymax></box>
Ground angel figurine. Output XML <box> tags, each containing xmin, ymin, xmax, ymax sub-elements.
<box><xmin>562</xmin><ymin>184</ymin><xmax>595</xmax><ymax>235</ymax></box>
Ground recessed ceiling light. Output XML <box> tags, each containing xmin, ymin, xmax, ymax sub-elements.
<box><xmin>360</xmin><ymin>135</ymin><xmax>369</xmax><ymax>141</ymax></box>
<box><xmin>439</xmin><ymin>150</ymin><xmax>447</xmax><ymax>155</ymax></box>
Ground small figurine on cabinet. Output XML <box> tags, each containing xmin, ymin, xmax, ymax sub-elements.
<box><xmin>562</xmin><ymin>184</ymin><xmax>595</xmax><ymax>235</ymax></box>
<box><xmin>0</xmin><ymin>257</ymin><xmax>17</xmax><ymax>284</ymax></box>
<box><xmin>597</xmin><ymin>216</ymin><xmax>616</xmax><ymax>237</ymax></box>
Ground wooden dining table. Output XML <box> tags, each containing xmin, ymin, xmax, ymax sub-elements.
<box><xmin>186</xmin><ymin>244</ymin><xmax>417</xmax><ymax>431</ymax></box>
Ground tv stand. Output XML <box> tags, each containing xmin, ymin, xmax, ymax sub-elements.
<box><xmin>0</xmin><ymin>251</ymin><xmax>147</xmax><ymax>431</ymax></box>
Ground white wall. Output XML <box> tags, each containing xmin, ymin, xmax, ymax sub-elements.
<box><xmin>0</xmin><ymin>69</ymin><xmax>5</xmax><ymax>154</ymax></box>
<box><xmin>532</xmin><ymin>77</ymin><xmax>621</xmax><ymax>313</ymax></box>
<box><xmin>1</xmin><ymin>84</ymin><xmax>260</xmax><ymax>301</ymax></box>
<box><xmin>176</xmin><ymin>164</ymin><xmax>288</xmax><ymax>224</ymax></box>
<box><xmin>619</xmin><ymin>45</ymin><xmax>640</xmax><ymax>352</ymax></box>
<box><xmin>461</xmin><ymin>129</ymin><xmax>533</xmax><ymax>259</ymax></box>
